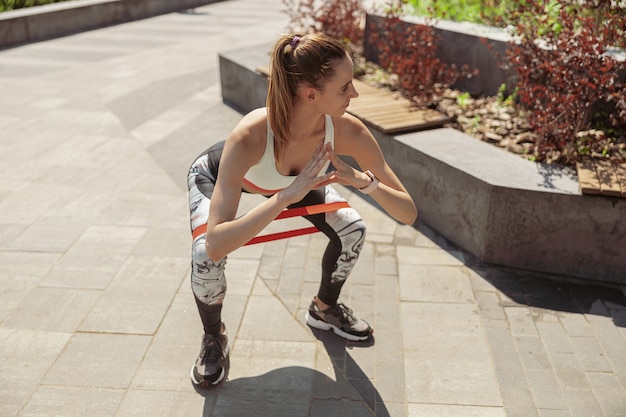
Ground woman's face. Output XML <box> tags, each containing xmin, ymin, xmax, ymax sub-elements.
<box><xmin>316</xmin><ymin>54</ymin><xmax>359</xmax><ymax>116</ymax></box>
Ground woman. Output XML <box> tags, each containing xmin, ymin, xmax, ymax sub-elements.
<box><xmin>187</xmin><ymin>33</ymin><xmax>417</xmax><ymax>387</ymax></box>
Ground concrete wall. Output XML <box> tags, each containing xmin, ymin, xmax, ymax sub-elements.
<box><xmin>382</xmin><ymin>129</ymin><xmax>626</xmax><ymax>284</ymax></box>
<box><xmin>219</xmin><ymin>44</ymin><xmax>272</xmax><ymax>114</ymax></box>
<box><xmin>0</xmin><ymin>0</ymin><xmax>224</xmax><ymax>49</ymax></box>
<box><xmin>364</xmin><ymin>13</ymin><xmax>514</xmax><ymax>96</ymax></box>
<box><xmin>219</xmin><ymin>44</ymin><xmax>626</xmax><ymax>285</ymax></box>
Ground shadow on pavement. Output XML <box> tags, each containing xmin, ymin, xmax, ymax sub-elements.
<box><xmin>476</xmin><ymin>264</ymin><xmax>626</xmax><ymax>328</ymax></box>
<box><xmin>193</xmin><ymin>331</ymin><xmax>388</xmax><ymax>416</ymax></box>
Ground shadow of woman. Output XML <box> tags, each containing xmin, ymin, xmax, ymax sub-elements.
<box><xmin>194</xmin><ymin>332</ymin><xmax>392</xmax><ymax>417</ymax></box>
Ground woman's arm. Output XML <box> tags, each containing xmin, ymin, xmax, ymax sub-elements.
<box><xmin>331</xmin><ymin>115</ymin><xmax>418</xmax><ymax>226</ymax></box>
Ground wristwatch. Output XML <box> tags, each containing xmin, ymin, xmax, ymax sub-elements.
<box><xmin>359</xmin><ymin>170</ymin><xmax>380</xmax><ymax>194</ymax></box>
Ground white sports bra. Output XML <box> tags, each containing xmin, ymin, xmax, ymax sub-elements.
<box><xmin>243</xmin><ymin>114</ymin><xmax>334</xmax><ymax>194</ymax></box>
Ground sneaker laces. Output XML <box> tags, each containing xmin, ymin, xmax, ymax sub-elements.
<box><xmin>334</xmin><ymin>303</ymin><xmax>357</xmax><ymax>326</ymax></box>
<box><xmin>200</xmin><ymin>334</ymin><xmax>227</xmax><ymax>365</ymax></box>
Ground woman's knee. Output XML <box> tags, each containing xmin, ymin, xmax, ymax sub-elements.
<box><xmin>328</xmin><ymin>208</ymin><xmax>366</xmax><ymax>255</ymax></box>
<box><xmin>191</xmin><ymin>238</ymin><xmax>227</xmax><ymax>305</ymax></box>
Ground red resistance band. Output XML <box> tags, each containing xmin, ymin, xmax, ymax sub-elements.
<box><xmin>191</xmin><ymin>201</ymin><xmax>350</xmax><ymax>246</ymax></box>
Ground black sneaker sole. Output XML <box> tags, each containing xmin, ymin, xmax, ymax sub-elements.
<box><xmin>190</xmin><ymin>364</ymin><xmax>226</xmax><ymax>387</ymax></box>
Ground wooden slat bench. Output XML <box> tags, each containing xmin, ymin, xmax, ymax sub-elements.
<box><xmin>576</xmin><ymin>157</ymin><xmax>626</xmax><ymax>198</ymax></box>
<box><xmin>256</xmin><ymin>66</ymin><xmax>450</xmax><ymax>134</ymax></box>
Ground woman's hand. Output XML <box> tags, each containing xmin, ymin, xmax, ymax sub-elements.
<box><xmin>278</xmin><ymin>142</ymin><xmax>337</xmax><ymax>206</ymax></box>
<box><xmin>327</xmin><ymin>146</ymin><xmax>372</xmax><ymax>190</ymax></box>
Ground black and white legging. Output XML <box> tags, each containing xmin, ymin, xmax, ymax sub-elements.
<box><xmin>187</xmin><ymin>141</ymin><xmax>366</xmax><ymax>335</ymax></box>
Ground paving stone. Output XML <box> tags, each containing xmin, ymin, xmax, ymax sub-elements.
<box><xmin>258</xmin><ymin>254</ymin><xmax>284</xmax><ymax>281</ymax></box>
<box><xmin>506</xmin><ymin>306</ymin><xmax>539</xmax><ymax>336</ymax></box>
<box><xmin>549</xmin><ymin>352</ymin><xmax>592</xmax><ymax>391</ymax></box>
<box><xmin>251</xmin><ymin>276</ymin><xmax>274</xmax><ymax>296</ymax></box>
<box><xmin>215</xmin><ymin>339</ymin><xmax>315</xmax><ymax>417</ymax></box>
<box><xmin>476</xmin><ymin>291</ymin><xmax>508</xmax><ymax>320</ymax></box>
<box><xmin>561</xmin><ymin>388</ymin><xmax>604</xmax><ymax>417</ymax></box>
<box><xmin>346</xmin><ymin>344</ymin><xmax>376</xmax><ymax>380</ymax></box>
<box><xmin>536</xmin><ymin>321</ymin><xmax>574</xmax><ymax>353</ymax></box>
<box><xmin>132</xmin><ymin>224</ymin><xmax>190</xmax><ymax>258</ymax></box>
<box><xmin>79</xmin><ymin>256</ymin><xmax>187</xmax><ymax>334</ymax></box>
<box><xmin>396</xmin><ymin>245</ymin><xmax>465</xmax><ymax>266</ymax></box>
<box><xmin>498</xmin><ymin>378</ymin><xmax>540</xmax><ymax>417</ymax></box>
<box><xmin>277</xmin><ymin>266</ymin><xmax>305</xmax><ymax>297</ymax></box>
<box><xmin>586</xmin><ymin>372</ymin><xmax>626</xmax><ymax>415</ymax></box>
<box><xmin>19</xmin><ymin>386</ymin><xmax>125</xmax><ymax>417</ymax></box>
<box><xmin>7</xmin><ymin>209</ymin><xmax>92</xmax><ymax>252</ymax></box>
<box><xmin>515</xmin><ymin>336</ymin><xmax>551</xmax><ymax>370</ymax></box>
<box><xmin>586</xmin><ymin>314</ymin><xmax>626</xmax><ymax>376</ymax></box>
<box><xmin>0</xmin><ymin>251</ymin><xmax>60</xmax><ymax>321</ymax></box>
<box><xmin>537</xmin><ymin>410</ymin><xmax>572</xmax><ymax>417</ymax></box>
<box><xmin>220</xmin><ymin>258</ymin><xmax>259</xmax><ymax>296</ymax></box>
<box><xmin>483</xmin><ymin>318</ymin><xmax>518</xmax><ymax>353</ymax></box>
<box><xmin>525</xmin><ymin>369</ymin><xmax>567</xmax><ymax>410</ymax></box>
<box><xmin>4</xmin><ymin>287</ymin><xmax>100</xmax><ymax>333</ymax></box>
<box><xmin>380</xmin><ymin>402</ymin><xmax>408</xmax><ymax>417</ymax></box>
<box><xmin>408</xmin><ymin>404</ymin><xmax>506</xmax><ymax>417</ymax></box>
<box><xmin>399</xmin><ymin>264</ymin><xmax>474</xmax><ymax>303</ymax></box>
<box><xmin>350</xmin><ymin>242</ymin><xmax>376</xmax><ymax>285</ymax></box>
<box><xmin>373</xmin><ymin>242</ymin><xmax>397</xmax><ymax>276</ymax></box>
<box><xmin>310</xmin><ymin>399</ymin><xmax>375</xmax><ymax>417</ymax></box>
<box><xmin>116</xmin><ymin>389</ymin><xmax>210</xmax><ymax>417</ymax></box>
<box><xmin>40</xmin><ymin>252</ymin><xmax>127</xmax><ymax>290</ymax></box>
<box><xmin>531</xmin><ymin>307</ymin><xmax>561</xmax><ymax>323</ymax></box>
<box><xmin>559</xmin><ymin>312</ymin><xmax>595</xmax><ymax>337</ymax></box>
<box><xmin>403</xmin><ymin>303</ymin><xmax>502</xmax><ymax>406</ymax></box>
<box><xmin>236</xmin><ymin>295</ymin><xmax>312</xmax><ymax>342</ymax></box>
<box><xmin>0</xmin><ymin>329</ymin><xmax>72</xmax><ymax>417</ymax></box>
<box><xmin>312</xmin><ymin>344</ymin><xmax>362</xmax><ymax>401</ymax></box>
<box><xmin>43</xmin><ymin>333</ymin><xmax>151</xmax><ymax>388</ymax></box>
<box><xmin>393</xmin><ymin>223</ymin><xmax>419</xmax><ymax>246</ymax></box>
<box><xmin>570</xmin><ymin>336</ymin><xmax>614</xmax><ymax>373</ymax></box>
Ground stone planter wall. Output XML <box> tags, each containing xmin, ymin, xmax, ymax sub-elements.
<box><xmin>0</xmin><ymin>0</ymin><xmax>224</xmax><ymax>49</ymax></box>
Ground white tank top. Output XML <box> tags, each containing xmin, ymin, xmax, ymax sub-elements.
<box><xmin>243</xmin><ymin>114</ymin><xmax>334</xmax><ymax>194</ymax></box>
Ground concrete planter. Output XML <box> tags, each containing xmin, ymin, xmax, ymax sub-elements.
<box><xmin>0</xmin><ymin>0</ymin><xmax>224</xmax><ymax>49</ymax></box>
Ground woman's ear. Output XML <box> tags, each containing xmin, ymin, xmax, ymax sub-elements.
<box><xmin>301</xmin><ymin>86</ymin><xmax>317</xmax><ymax>102</ymax></box>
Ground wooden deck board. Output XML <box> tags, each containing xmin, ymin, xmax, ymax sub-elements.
<box><xmin>595</xmin><ymin>159</ymin><xmax>623</xmax><ymax>197</ymax></box>
<box><xmin>576</xmin><ymin>157</ymin><xmax>626</xmax><ymax>198</ymax></box>
<box><xmin>616</xmin><ymin>163</ymin><xmax>626</xmax><ymax>198</ymax></box>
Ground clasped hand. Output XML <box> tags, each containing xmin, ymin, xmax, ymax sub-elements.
<box><xmin>279</xmin><ymin>142</ymin><xmax>362</xmax><ymax>205</ymax></box>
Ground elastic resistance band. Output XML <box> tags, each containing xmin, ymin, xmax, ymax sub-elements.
<box><xmin>191</xmin><ymin>201</ymin><xmax>350</xmax><ymax>245</ymax></box>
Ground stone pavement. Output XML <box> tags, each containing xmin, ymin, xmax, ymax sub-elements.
<box><xmin>0</xmin><ymin>0</ymin><xmax>625</xmax><ymax>416</ymax></box>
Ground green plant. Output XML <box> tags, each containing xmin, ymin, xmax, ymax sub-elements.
<box><xmin>496</xmin><ymin>83</ymin><xmax>517</xmax><ymax>107</ymax></box>
<box><xmin>406</xmin><ymin>0</ymin><xmax>512</xmax><ymax>26</ymax></box>
<box><xmin>0</xmin><ymin>0</ymin><xmax>69</xmax><ymax>12</ymax></box>
<box><xmin>456</xmin><ymin>91</ymin><xmax>470</xmax><ymax>108</ymax></box>
<box><xmin>500</xmin><ymin>0</ymin><xmax>626</xmax><ymax>164</ymax></box>
<box><xmin>366</xmin><ymin>0</ymin><xmax>473</xmax><ymax>106</ymax></box>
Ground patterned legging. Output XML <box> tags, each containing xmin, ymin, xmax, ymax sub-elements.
<box><xmin>187</xmin><ymin>141</ymin><xmax>366</xmax><ymax>334</ymax></box>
